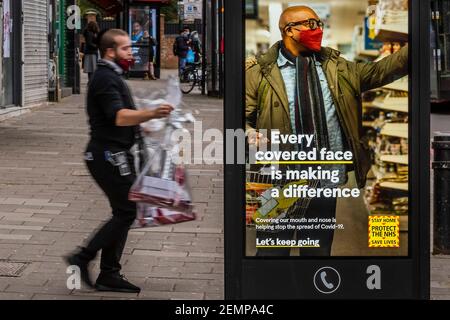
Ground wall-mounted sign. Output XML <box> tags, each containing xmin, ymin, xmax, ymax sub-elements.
<box><xmin>245</xmin><ymin>0</ymin><xmax>258</xmax><ymax>19</ymax></box>
<box><xmin>183</xmin><ymin>0</ymin><xmax>202</xmax><ymax>20</ymax></box>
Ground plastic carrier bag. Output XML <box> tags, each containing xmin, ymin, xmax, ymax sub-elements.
<box><xmin>129</xmin><ymin>76</ymin><xmax>196</xmax><ymax>228</ymax></box>
<box><xmin>129</xmin><ymin>153</ymin><xmax>195</xmax><ymax>228</ymax></box>
<box><xmin>186</xmin><ymin>49</ymin><xmax>195</xmax><ymax>64</ymax></box>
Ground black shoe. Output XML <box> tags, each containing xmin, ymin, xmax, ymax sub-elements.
<box><xmin>95</xmin><ymin>274</ymin><xmax>141</xmax><ymax>293</ymax></box>
<box><xmin>64</xmin><ymin>251</ymin><xmax>94</xmax><ymax>289</ymax></box>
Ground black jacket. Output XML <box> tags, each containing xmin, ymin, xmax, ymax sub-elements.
<box><xmin>83</xmin><ymin>30</ymin><xmax>98</xmax><ymax>55</ymax></box>
<box><xmin>86</xmin><ymin>60</ymin><xmax>138</xmax><ymax>151</ymax></box>
<box><xmin>175</xmin><ymin>35</ymin><xmax>190</xmax><ymax>58</ymax></box>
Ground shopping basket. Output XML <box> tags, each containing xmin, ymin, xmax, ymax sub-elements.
<box><xmin>246</xmin><ymin>167</ymin><xmax>319</xmax><ymax>233</ymax></box>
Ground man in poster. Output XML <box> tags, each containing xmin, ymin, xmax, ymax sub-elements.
<box><xmin>245</xmin><ymin>5</ymin><xmax>408</xmax><ymax>256</ymax></box>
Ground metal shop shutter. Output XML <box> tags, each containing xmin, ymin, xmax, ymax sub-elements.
<box><xmin>23</xmin><ymin>0</ymin><xmax>48</xmax><ymax>106</ymax></box>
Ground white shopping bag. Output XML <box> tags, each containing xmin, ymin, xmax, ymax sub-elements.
<box><xmin>129</xmin><ymin>75</ymin><xmax>196</xmax><ymax>228</ymax></box>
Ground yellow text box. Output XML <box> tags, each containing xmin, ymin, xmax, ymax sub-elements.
<box><xmin>368</xmin><ymin>216</ymin><xmax>400</xmax><ymax>248</ymax></box>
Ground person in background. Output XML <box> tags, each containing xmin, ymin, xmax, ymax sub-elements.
<box><xmin>65</xmin><ymin>29</ymin><xmax>173</xmax><ymax>292</ymax></box>
<box><xmin>131</xmin><ymin>21</ymin><xmax>145</xmax><ymax>70</ymax></box>
<box><xmin>184</xmin><ymin>26</ymin><xmax>192</xmax><ymax>40</ymax></box>
<box><xmin>83</xmin><ymin>21</ymin><xmax>100</xmax><ymax>82</ymax></box>
<box><xmin>143</xmin><ymin>31</ymin><xmax>157</xmax><ymax>80</ymax></box>
<box><xmin>174</xmin><ymin>27</ymin><xmax>191</xmax><ymax>77</ymax></box>
<box><xmin>131</xmin><ymin>21</ymin><xmax>144</xmax><ymax>43</ymax></box>
<box><xmin>190</xmin><ymin>30</ymin><xmax>202</xmax><ymax>63</ymax></box>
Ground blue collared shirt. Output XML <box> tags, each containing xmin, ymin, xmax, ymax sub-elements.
<box><xmin>277</xmin><ymin>50</ymin><xmax>346</xmax><ymax>187</ymax></box>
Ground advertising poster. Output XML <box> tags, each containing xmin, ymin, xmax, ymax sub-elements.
<box><xmin>129</xmin><ymin>7</ymin><xmax>158</xmax><ymax>71</ymax></box>
<box><xmin>245</xmin><ymin>0</ymin><xmax>409</xmax><ymax>257</ymax></box>
<box><xmin>2</xmin><ymin>0</ymin><xmax>10</xmax><ymax>58</ymax></box>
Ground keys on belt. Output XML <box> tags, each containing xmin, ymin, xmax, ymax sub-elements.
<box><xmin>105</xmin><ymin>151</ymin><xmax>131</xmax><ymax>176</ymax></box>
<box><xmin>84</xmin><ymin>151</ymin><xmax>131</xmax><ymax>176</ymax></box>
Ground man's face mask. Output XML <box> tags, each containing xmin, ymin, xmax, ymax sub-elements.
<box><xmin>116</xmin><ymin>59</ymin><xmax>132</xmax><ymax>72</ymax></box>
<box><xmin>112</xmin><ymin>47</ymin><xmax>133</xmax><ymax>72</ymax></box>
<box><xmin>286</xmin><ymin>18</ymin><xmax>324</xmax><ymax>52</ymax></box>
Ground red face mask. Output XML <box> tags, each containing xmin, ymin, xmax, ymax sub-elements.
<box><xmin>293</xmin><ymin>28</ymin><xmax>323</xmax><ymax>52</ymax></box>
<box><xmin>116</xmin><ymin>59</ymin><xmax>134</xmax><ymax>72</ymax></box>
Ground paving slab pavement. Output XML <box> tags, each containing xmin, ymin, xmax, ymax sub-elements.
<box><xmin>0</xmin><ymin>71</ymin><xmax>224</xmax><ymax>300</ymax></box>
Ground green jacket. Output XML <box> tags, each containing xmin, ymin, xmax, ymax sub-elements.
<box><xmin>246</xmin><ymin>42</ymin><xmax>408</xmax><ymax>188</ymax></box>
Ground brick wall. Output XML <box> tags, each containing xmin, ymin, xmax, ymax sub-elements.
<box><xmin>161</xmin><ymin>35</ymin><xmax>179</xmax><ymax>69</ymax></box>
<box><xmin>160</xmin><ymin>15</ymin><xmax>178</xmax><ymax>69</ymax></box>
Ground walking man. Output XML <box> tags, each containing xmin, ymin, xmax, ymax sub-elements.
<box><xmin>65</xmin><ymin>29</ymin><xmax>173</xmax><ymax>292</ymax></box>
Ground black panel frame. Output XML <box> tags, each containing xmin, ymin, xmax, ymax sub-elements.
<box><xmin>224</xmin><ymin>0</ymin><xmax>430</xmax><ymax>299</ymax></box>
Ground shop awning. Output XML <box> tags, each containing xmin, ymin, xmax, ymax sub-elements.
<box><xmin>88</xmin><ymin>0</ymin><xmax>170</xmax><ymax>15</ymax></box>
<box><xmin>127</xmin><ymin>0</ymin><xmax>170</xmax><ymax>3</ymax></box>
<box><xmin>88</xmin><ymin>0</ymin><xmax>124</xmax><ymax>15</ymax></box>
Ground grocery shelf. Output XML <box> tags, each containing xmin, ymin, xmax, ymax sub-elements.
<box><xmin>382</xmin><ymin>78</ymin><xmax>409</xmax><ymax>92</ymax></box>
<box><xmin>363</xmin><ymin>9</ymin><xmax>409</xmax><ymax>234</ymax></box>
<box><xmin>362</xmin><ymin>102</ymin><xmax>377</xmax><ymax>109</ymax></box>
<box><xmin>379</xmin><ymin>181</ymin><xmax>408</xmax><ymax>191</ymax></box>
<box><xmin>374</xmin><ymin>25</ymin><xmax>408</xmax><ymax>42</ymax></box>
<box><xmin>363</xmin><ymin>99</ymin><xmax>408</xmax><ymax>113</ymax></box>
<box><xmin>380</xmin><ymin>123</ymin><xmax>408</xmax><ymax>138</ymax></box>
<box><xmin>370</xmin><ymin>165</ymin><xmax>384</xmax><ymax>180</ymax></box>
<box><xmin>380</xmin><ymin>154</ymin><xmax>408</xmax><ymax>165</ymax></box>
<box><xmin>362</xmin><ymin>121</ymin><xmax>375</xmax><ymax>128</ymax></box>
<box><xmin>372</xmin><ymin>97</ymin><xmax>408</xmax><ymax>113</ymax></box>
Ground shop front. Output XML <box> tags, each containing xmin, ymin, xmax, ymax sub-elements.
<box><xmin>2</xmin><ymin>0</ymin><xmax>52</xmax><ymax>108</ymax></box>
<box><xmin>1</xmin><ymin>0</ymin><xmax>22</xmax><ymax>108</ymax></box>
<box><xmin>24</xmin><ymin>0</ymin><xmax>51</xmax><ymax>106</ymax></box>
<box><xmin>82</xmin><ymin>0</ymin><xmax>168</xmax><ymax>79</ymax></box>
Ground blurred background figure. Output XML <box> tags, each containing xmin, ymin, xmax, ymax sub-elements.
<box><xmin>143</xmin><ymin>31</ymin><xmax>158</xmax><ymax>80</ymax></box>
<box><xmin>83</xmin><ymin>21</ymin><xmax>100</xmax><ymax>82</ymax></box>
<box><xmin>190</xmin><ymin>30</ymin><xmax>202</xmax><ymax>63</ymax></box>
<box><xmin>131</xmin><ymin>21</ymin><xmax>144</xmax><ymax>42</ymax></box>
<box><xmin>174</xmin><ymin>28</ymin><xmax>191</xmax><ymax>77</ymax></box>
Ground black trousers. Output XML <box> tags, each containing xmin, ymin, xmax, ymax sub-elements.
<box><xmin>256</xmin><ymin>197</ymin><xmax>337</xmax><ymax>257</ymax></box>
<box><xmin>84</xmin><ymin>151</ymin><xmax>136</xmax><ymax>275</ymax></box>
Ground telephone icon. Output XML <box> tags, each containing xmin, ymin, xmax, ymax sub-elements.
<box><xmin>313</xmin><ymin>267</ymin><xmax>341</xmax><ymax>294</ymax></box>
<box><xmin>320</xmin><ymin>271</ymin><xmax>334</xmax><ymax>289</ymax></box>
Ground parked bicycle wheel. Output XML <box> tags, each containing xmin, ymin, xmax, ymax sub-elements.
<box><xmin>180</xmin><ymin>69</ymin><xmax>197</xmax><ymax>94</ymax></box>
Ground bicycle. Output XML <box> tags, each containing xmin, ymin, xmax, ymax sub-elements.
<box><xmin>179</xmin><ymin>62</ymin><xmax>210</xmax><ymax>94</ymax></box>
